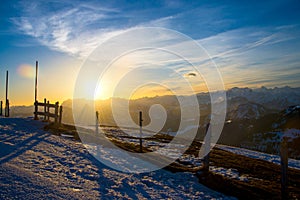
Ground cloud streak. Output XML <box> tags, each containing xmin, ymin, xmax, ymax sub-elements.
<box><xmin>11</xmin><ymin>0</ymin><xmax>183</xmax><ymax>59</ymax></box>
<box><xmin>9</xmin><ymin>0</ymin><xmax>300</xmax><ymax>90</ymax></box>
<box><xmin>11</xmin><ymin>1</ymin><xmax>132</xmax><ymax>58</ymax></box>
<box><xmin>196</xmin><ymin>25</ymin><xmax>300</xmax><ymax>88</ymax></box>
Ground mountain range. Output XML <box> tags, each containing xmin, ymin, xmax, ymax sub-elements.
<box><xmin>9</xmin><ymin>86</ymin><xmax>300</xmax><ymax>157</ymax></box>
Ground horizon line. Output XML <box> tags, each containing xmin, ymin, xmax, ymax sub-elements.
<box><xmin>9</xmin><ymin>85</ymin><xmax>299</xmax><ymax>107</ymax></box>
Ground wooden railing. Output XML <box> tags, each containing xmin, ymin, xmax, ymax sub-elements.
<box><xmin>34</xmin><ymin>98</ymin><xmax>63</xmax><ymax>125</ymax></box>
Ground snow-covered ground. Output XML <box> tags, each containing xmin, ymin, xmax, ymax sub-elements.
<box><xmin>0</xmin><ymin>117</ymin><xmax>235</xmax><ymax>199</ymax></box>
<box><xmin>209</xmin><ymin>166</ymin><xmax>249</xmax><ymax>182</ymax></box>
<box><xmin>107</xmin><ymin>127</ymin><xmax>300</xmax><ymax>171</ymax></box>
<box><xmin>71</xmin><ymin>124</ymin><xmax>300</xmax><ymax>177</ymax></box>
<box><xmin>217</xmin><ymin>144</ymin><xmax>300</xmax><ymax>170</ymax></box>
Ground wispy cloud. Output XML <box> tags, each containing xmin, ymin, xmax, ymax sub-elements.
<box><xmin>9</xmin><ymin>0</ymin><xmax>300</xmax><ymax>90</ymax></box>
<box><xmin>197</xmin><ymin>25</ymin><xmax>300</xmax><ymax>88</ymax></box>
<box><xmin>10</xmin><ymin>1</ymin><xmax>177</xmax><ymax>59</ymax></box>
<box><xmin>11</xmin><ymin>1</ymin><xmax>131</xmax><ymax>58</ymax></box>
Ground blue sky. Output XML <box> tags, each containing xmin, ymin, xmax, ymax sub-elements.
<box><xmin>0</xmin><ymin>0</ymin><xmax>300</xmax><ymax>105</ymax></box>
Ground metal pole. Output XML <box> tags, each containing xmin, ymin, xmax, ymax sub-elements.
<box><xmin>139</xmin><ymin>111</ymin><xmax>143</xmax><ymax>153</ymax></box>
<box><xmin>35</xmin><ymin>61</ymin><xmax>38</xmax><ymax>103</ymax></box>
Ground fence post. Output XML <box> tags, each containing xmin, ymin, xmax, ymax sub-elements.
<box><xmin>34</xmin><ymin>101</ymin><xmax>38</xmax><ymax>120</ymax></box>
<box><xmin>54</xmin><ymin>102</ymin><xmax>59</xmax><ymax>124</ymax></box>
<box><xmin>203</xmin><ymin>123</ymin><xmax>211</xmax><ymax>172</ymax></box>
<box><xmin>281</xmin><ymin>137</ymin><xmax>288</xmax><ymax>199</ymax></box>
<box><xmin>44</xmin><ymin>98</ymin><xmax>47</xmax><ymax>120</ymax></box>
<box><xmin>95</xmin><ymin>111</ymin><xmax>99</xmax><ymax>134</ymax></box>
<box><xmin>0</xmin><ymin>101</ymin><xmax>2</xmax><ymax>116</ymax></box>
<box><xmin>59</xmin><ymin>106</ymin><xmax>63</xmax><ymax>125</ymax></box>
<box><xmin>47</xmin><ymin>100</ymin><xmax>50</xmax><ymax>121</ymax></box>
<box><xmin>8</xmin><ymin>100</ymin><xmax>10</xmax><ymax>117</ymax></box>
<box><xmin>139</xmin><ymin>111</ymin><xmax>143</xmax><ymax>153</ymax></box>
<box><xmin>5</xmin><ymin>99</ymin><xmax>9</xmax><ymax>117</ymax></box>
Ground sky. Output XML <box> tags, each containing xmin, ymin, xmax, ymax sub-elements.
<box><xmin>0</xmin><ymin>0</ymin><xmax>300</xmax><ymax>105</ymax></box>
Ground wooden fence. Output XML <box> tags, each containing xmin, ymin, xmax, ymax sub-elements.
<box><xmin>34</xmin><ymin>98</ymin><xmax>63</xmax><ymax>125</ymax></box>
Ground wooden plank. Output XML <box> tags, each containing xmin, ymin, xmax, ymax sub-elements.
<box><xmin>34</xmin><ymin>112</ymin><xmax>57</xmax><ymax>118</ymax></box>
<box><xmin>36</xmin><ymin>102</ymin><xmax>56</xmax><ymax>107</ymax></box>
<box><xmin>47</xmin><ymin>104</ymin><xmax>57</xmax><ymax>108</ymax></box>
<box><xmin>34</xmin><ymin>111</ymin><xmax>46</xmax><ymax>116</ymax></box>
<box><xmin>47</xmin><ymin>113</ymin><xmax>57</xmax><ymax>118</ymax></box>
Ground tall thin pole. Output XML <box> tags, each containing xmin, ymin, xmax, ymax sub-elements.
<box><xmin>35</xmin><ymin>61</ymin><xmax>38</xmax><ymax>103</ymax></box>
<box><xmin>5</xmin><ymin>70</ymin><xmax>8</xmax><ymax>103</ymax></box>
<box><xmin>5</xmin><ymin>70</ymin><xmax>9</xmax><ymax>117</ymax></box>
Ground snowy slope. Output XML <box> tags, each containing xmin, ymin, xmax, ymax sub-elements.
<box><xmin>0</xmin><ymin>117</ymin><xmax>234</xmax><ymax>199</ymax></box>
<box><xmin>217</xmin><ymin>144</ymin><xmax>300</xmax><ymax>170</ymax></box>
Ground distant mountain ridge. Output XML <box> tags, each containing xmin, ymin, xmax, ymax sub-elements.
<box><xmin>226</xmin><ymin>86</ymin><xmax>300</xmax><ymax>110</ymax></box>
<box><xmin>10</xmin><ymin>86</ymin><xmax>300</xmax><ymax>122</ymax></box>
<box><xmin>9</xmin><ymin>86</ymin><xmax>300</xmax><ymax>157</ymax></box>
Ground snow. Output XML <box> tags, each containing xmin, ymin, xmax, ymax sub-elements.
<box><xmin>80</xmin><ymin>124</ymin><xmax>300</xmax><ymax>177</ymax></box>
<box><xmin>209</xmin><ymin>166</ymin><xmax>248</xmax><ymax>182</ymax></box>
<box><xmin>164</xmin><ymin>125</ymin><xmax>199</xmax><ymax>137</ymax></box>
<box><xmin>217</xmin><ymin>144</ymin><xmax>300</xmax><ymax>170</ymax></box>
<box><xmin>0</xmin><ymin>117</ymin><xmax>235</xmax><ymax>199</ymax></box>
<box><xmin>83</xmin><ymin>125</ymin><xmax>196</xmax><ymax>161</ymax></box>
<box><xmin>283</xmin><ymin>128</ymin><xmax>300</xmax><ymax>140</ymax></box>
<box><xmin>285</xmin><ymin>105</ymin><xmax>300</xmax><ymax>115</ymax></box>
